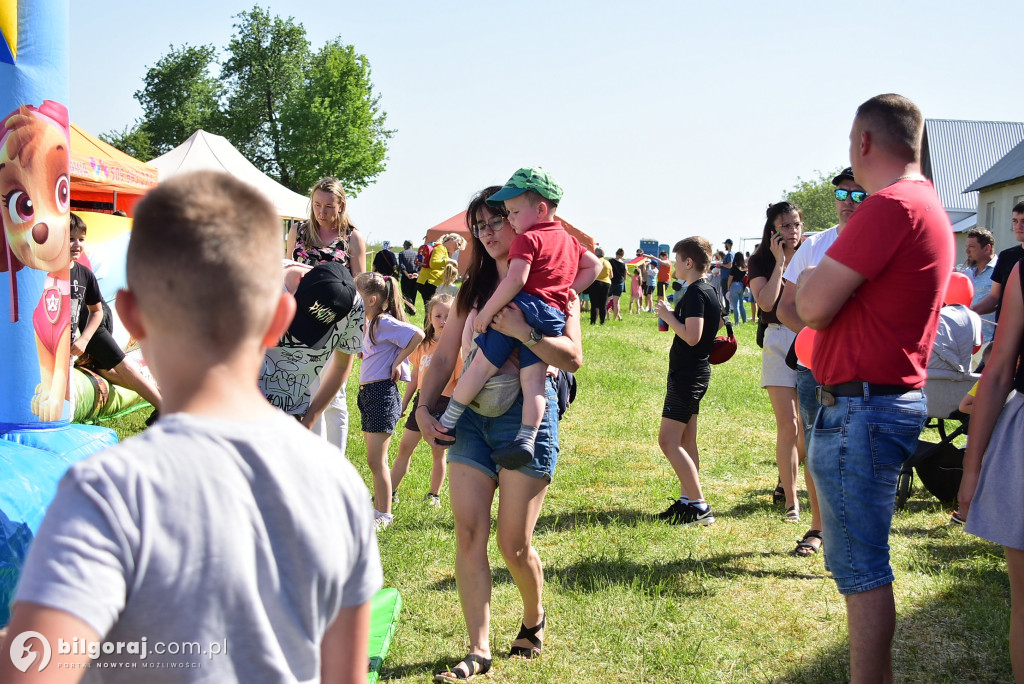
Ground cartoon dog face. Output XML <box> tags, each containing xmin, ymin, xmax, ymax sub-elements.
<box><xmin>0</xmin><ymin>105</ymin><xmax>71</xmax><ymax>274</ymax></box>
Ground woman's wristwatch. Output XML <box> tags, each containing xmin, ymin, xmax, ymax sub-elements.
<box><xmin>524</xmin><ymin>327</ymin><xmax>543</xmax><ymax>348</ymax></box>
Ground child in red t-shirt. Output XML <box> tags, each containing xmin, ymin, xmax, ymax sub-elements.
<box><xmin>436</xmin><ymin>168</ymin><xmax>599</xmax><ymax>465</ymax></box>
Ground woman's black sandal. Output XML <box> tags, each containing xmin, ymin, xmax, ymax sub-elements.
<box><xmin>792</xmin><ymin>529</ymin><xmax>822</xmax><ymax>557</ymax></box>
<box><xmin>772</xmin><ymin>480</ymin><xmax>785</xmax><ymax>505</ymax></box>
<box><xmin>509</xmin><ymin>612</ymin><xmax>545</xmax><ymax>659</ymax></box>
<box><xmin>434</xmin><ymin>653</ymin><xmax>492</xmax><ymax>682</ymax></box>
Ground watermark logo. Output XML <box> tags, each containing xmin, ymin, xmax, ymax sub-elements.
<box><xmin>9</xmin><ymin>631</ymin><xmax>51</xmax><ymax>673</ymax></box>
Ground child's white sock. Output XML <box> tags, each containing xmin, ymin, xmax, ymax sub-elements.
<box><xmin>515</xmin><ymin>424</ymin><xmax>538</xmax><ymax>444</ymax></box>
<box><xmin>439</xmin><ymin>400</ymin><xmax>468</xmax><ymax>429</ymax></box>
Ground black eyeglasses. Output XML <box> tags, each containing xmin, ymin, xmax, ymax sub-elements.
<box><xmin>835</xmin><ymin>189</ymin><xmax>867</xmax><ymax>203</ymax></box>
<box><xmin>471</xmin><ymin>216</ymin><xmax>506</xmax><ymax>237</ymax></box>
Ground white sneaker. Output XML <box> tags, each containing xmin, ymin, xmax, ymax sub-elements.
<box><xmin>391</xmin><ymin>490</ymin><xmax>400</xmax><ymax>504</ymax></box>
<box><xmin>425</xmin><ymin>493</ymin><xmax>441</xmax><ymax>508</ymax></box>
<box><xmin>373</xmin><ymin>510</ymin><xmax>394</xmax><ymax>531</ymax></box>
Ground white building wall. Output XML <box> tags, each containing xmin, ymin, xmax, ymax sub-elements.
<box><xmin>976</xmin><ymin>179</ymin><xmax>1024</xmax><ymax>255</ymax></box>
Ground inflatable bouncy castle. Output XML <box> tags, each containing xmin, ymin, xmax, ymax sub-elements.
<box><xmin>0</xmin><ymin>0</ymin><xmax>117</xmax><ymax>624</ymax></box>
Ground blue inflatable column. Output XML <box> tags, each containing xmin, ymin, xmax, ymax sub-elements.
<box><xmin>0</xmin><ymin>0</ymin><xmax>118</xmax><ymax>626</ymax></box>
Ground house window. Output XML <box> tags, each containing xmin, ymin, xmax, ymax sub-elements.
<box><xmin>986</xmin><ymin>202</ymin><xmax>996</xmax><ymax>230</ymax></box>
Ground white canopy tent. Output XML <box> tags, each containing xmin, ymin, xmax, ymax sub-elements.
<box><xmin>150</xmin><ymin>130</ymin><xmax>309</xmax><ymax>219</ymax></box>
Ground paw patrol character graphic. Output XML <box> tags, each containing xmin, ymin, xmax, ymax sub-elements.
<box><xmin>0</xmin><ymin>101</ymin><xmax>72</xmax><ymax>421</ymax></box>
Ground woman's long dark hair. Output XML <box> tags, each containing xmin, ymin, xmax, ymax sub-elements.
<box><xmin>455</xmin><ymin>186</ymin><xmax>507</xmax><ymax>317</ymax></box>
<box><xmin>750</xmin><ymin>201</ymin><xmax>801</xmax><ymax>274</ymax></box>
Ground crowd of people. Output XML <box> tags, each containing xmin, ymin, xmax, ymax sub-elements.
<box><xmin>3</xmin><ymin>93</ymin><xmax>1024</xmax><ymax>684</ymax></box>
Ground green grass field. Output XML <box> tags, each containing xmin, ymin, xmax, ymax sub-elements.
<box><xmin>107</xmin><ymin>310</ymin><xmax>1014</xmax><ymax>683</ymax></box>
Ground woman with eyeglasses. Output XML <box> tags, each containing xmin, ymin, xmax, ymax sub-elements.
<box><xmin>748</xmin><ymin>201</ymin><xmax>804</xmax><ymax>522</ymax></box>
<box><xmin>284</xmin><ymin>177</ymin><xmax>366</xmax><ymax>456</ymax></box>
<box><xmin>417</xmin><ymin>186</ymin><xmax>582</xmax><ymax>682</ymax></box>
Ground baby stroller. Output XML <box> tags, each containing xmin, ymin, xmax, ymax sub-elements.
<box><xmin>894</xmin><ymin>369</ymin><xmax>976</xmax><ymax>509</ymax></box>
<box><xmin>895</xmin><ymin>305</ymin><xmax>980</xmax><ymax>509</ymax></box>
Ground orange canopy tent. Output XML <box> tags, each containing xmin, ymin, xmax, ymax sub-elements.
<box><xmin>69</xmin><ymin>123</ymin><xmax>158</xmax><ymax>215</ymax></box>
<box><xmin>424</xmin><ymin>211</ymin><xmax>596</xmax><ymax>274</ymax></box>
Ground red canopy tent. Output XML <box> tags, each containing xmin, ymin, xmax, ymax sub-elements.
<box><xmin>424</xmin><ymin>211</ymin><xmax>596</xmax><ymax>274</ymax></box>
<box><xmin>69</xmin><ymin>123</ymin><xmax>158</xmax><ymax>215</ymax></box>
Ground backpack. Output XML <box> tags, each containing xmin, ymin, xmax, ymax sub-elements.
<box><xmin>415</xmin><ymin>243</ymin><xmax>434</xmax><ymax>268</ymax></box>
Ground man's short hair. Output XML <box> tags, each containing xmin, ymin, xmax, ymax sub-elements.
<box><xmin>966</xmin><ymin>227</ymin><xmax>994</xmax><ymax>249</ymax></box>
<box><xmin>127</xmin><ymin>171</ymin><xmax>282</xmax><ymax>354</ymax></box>
<box><xmin>70</xmin><ymin>212</ymin><xmax>86</xmax><ymax>236</ymax></box>
<box><xmin>673</xmin><ymin>236</ymin><xmax>712</xmax><ymax>273</ymax></box>
<box><xmin>855</xmin><ymin>93</ymin><xmax>923</xmax><ymax>162</ymax></box>
<box><xmin>1013</xmin><ymin>201</ymin><xmax>1024</xmax><ymax>215</ymax></box>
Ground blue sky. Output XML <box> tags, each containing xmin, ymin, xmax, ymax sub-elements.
<box><xmin>72</xmin><ymin>0</ymin><xmax>1024</xmax><ymax>253</ymax></box>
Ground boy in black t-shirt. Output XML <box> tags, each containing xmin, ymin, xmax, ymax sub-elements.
<box><xmin>654</xmin><ymin>236</ymin><xmax>721</xmax><ymax>526</ymax></box>
<box><xmin>70</xmin><ymin>213</ymin><xmax>162</xmax><ymax>418</ymax></box>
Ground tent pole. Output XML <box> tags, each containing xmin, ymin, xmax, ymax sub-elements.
<box><xmin>113</xmin><ymin>190</ymin><xmax>118</xmax><ymax>213</ymax></box>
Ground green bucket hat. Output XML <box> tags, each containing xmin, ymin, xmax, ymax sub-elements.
<box><xmin>486</xmin><ymin>167</ymin><xmax>563</xmax><ymax>206</ymax></box>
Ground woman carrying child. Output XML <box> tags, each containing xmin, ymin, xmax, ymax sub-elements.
<box><xmin>418</xmin><ymin>186</ymin><xmax>583</xmax><ymax>682</ymax></box>
<box><xmin>353</xmin><ymin>272</ymin><xmax>425</xmax><ymax>530</ymax></box>
<box><xmin>389</xmin><ymin>294</ymin><xmax>459</xmax><ymax>507</ymax></box>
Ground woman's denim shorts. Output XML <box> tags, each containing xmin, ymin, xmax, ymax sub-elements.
<box><xmin>447</xmin><ymin>376</ymin><xmax>559</xmax><ymax>482</ymax></box>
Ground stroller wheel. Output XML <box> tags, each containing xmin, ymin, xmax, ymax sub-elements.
<box><xmin>896</xmin><ymin>469</ymin><xmax>913</xmax><ymax>510</ymax></box>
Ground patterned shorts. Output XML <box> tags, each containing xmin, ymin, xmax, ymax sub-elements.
<box><xmin>357</xmin><ymin>380</ymin><xmax>402</xmax><ymax>434</ymax></box>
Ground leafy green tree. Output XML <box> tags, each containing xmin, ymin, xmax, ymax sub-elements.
<box><xmin>118</xmin><ymin>6</ymin><xmax>393</xmax><ymax>194</ymax></box>
<box><xmin>783</xmin><ymin>168</ymin><xmax>843</xmax><ymax>233</ymax></box>
<box><xmin>281</xmin><ymin>39</ymin><xmax>394</xmax><ymax>196</ymax></box>
<box><xmin>134</xmin><ymin>44</ymin><xmax>225</xmax><ymax>156</ymax></box>
<box><xmin>99</xmin><ymin>124</ymin><xmax>154</xmax><ymax>161</ymax></box>
<box><xmin>221</xmin><ymin>7</ymin><xmax>310</xmax><ymax>189</ymax></box>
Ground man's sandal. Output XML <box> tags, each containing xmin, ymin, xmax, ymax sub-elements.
<box><xmin>792</xmin><ymin>529</ymin><xmax>822</xmax><ymax>557</ymax></box>
<box><xmin>509</xmin><ymin>612</ymin><xmax>545</xmax><ymax>659</ymax></box>
<box><xmin>434</xmin><ymin>653</ymin><xmax>492</xmax><ymax>682</ymax></box>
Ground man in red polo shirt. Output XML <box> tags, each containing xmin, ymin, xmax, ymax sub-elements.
<box><xmin>796</xmin><ymin>93</ymin><xmax>953</xmax><ymax>683</ymax></box>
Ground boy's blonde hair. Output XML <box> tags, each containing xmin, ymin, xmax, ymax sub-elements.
<box><xmin>127</xmin><ymin>171</ymin><xmax>282</xmax><ymax>354</ymax></box>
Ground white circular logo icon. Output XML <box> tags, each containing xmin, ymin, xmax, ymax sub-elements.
<box><xmin>9</xmin><ymin>631</ymin><xmax>52</xmax><ymax>673</ymax></box>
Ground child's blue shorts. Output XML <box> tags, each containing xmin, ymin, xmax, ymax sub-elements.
<box><xmin>476</xmin><ymin>292</ymin><xmax>565</xmax><ymax>368</ymax></box>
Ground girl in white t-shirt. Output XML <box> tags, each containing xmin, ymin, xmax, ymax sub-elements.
<box><xmin>354</xmin><ymin>272</ymin><xmax>425</xmax><ymax>530</ymax></box>
<box><xmin>389</xmin><ymin>294</ymin><xmax>460</xmax><ymax>507</ymax></box>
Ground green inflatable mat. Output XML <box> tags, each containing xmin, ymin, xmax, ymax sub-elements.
<box><xmin>368</xmin><ymin>587</ymin><xmax>402</xmax><ymax>683</ymax></box>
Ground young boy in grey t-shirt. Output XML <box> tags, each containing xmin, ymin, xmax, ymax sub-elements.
<box><xmin>0</xmin><ymin>172</ymin><xmax>382</xmax><ymax>683</ymax></box>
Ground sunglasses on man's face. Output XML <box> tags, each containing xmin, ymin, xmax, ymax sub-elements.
<box><xmin>835</xmin><ymin>189</ymin><xmax>867</xmax><ymax>203</ymax></box>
